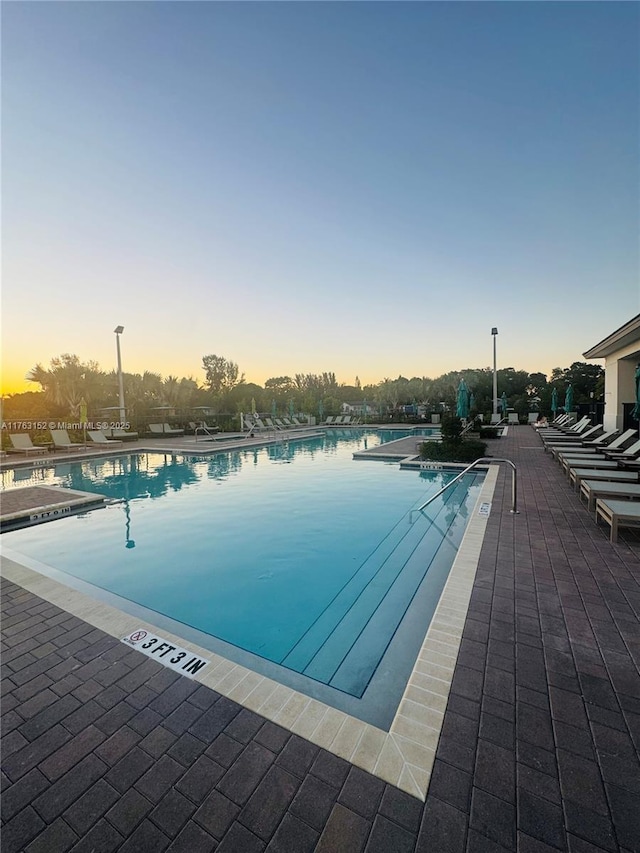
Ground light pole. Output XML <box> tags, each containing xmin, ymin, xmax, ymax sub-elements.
<box><xmin>491</xmin><ymin>327</ymin><xmax>498</xmax><ymax>415</ymax></box>
<box><xmin>114</xmin><ymin>326</ymin><xmax>126</xmax><ymax>424</ymax></box>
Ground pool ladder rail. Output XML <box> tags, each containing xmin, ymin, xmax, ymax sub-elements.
<box><xmin>410</xmin><ymin>457</ymin><xmax>519</xmax><ymax>522</ymax></box>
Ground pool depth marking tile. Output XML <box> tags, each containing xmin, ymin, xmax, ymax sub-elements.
<box><xmin>0</xmin><ymin>464</ymin><xmax>496</xmax><ymax>799</ymax></box>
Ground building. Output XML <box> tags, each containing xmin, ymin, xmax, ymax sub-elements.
<box><xmin>583</xmin><ymin>313</ymin><xmax>640</xmax><ymax>431</ymax></box>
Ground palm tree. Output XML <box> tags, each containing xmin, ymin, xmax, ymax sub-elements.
<box><xmin>27</xmin><ymin>355</ymin><xmax>106</xmax><ymax>417</ymax></box>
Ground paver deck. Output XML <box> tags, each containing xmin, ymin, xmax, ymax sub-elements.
<box><xmin>1</xmin><ymin>425</ymin><xmax>639</xmax><ymax>852</ymax></box>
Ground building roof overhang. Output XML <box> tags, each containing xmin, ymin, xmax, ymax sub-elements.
<box><xmin>583</xmin><ymin>314</ymin><xmax>640</xmax><ymax>359</ymax></box>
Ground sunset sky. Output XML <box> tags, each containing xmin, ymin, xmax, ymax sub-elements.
<box><xmin>2</xmin><ymin>2</ymin><xmax>638</xmax><ymax>395</ymax></box>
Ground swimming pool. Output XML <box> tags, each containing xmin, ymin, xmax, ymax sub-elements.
<box><xmin>2</xmin><ymin>429</ymin><xmax>482</xmax><ymax>728</ymax></box>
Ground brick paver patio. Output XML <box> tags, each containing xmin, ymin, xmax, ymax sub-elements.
<box><xmin>2</xmin><ymin>425</ymin><xmax>639</xmax><ymax>852</ymax></box>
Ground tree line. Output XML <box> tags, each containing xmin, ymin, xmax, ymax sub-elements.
<box><xmin>2</xmin><ymin>352</ymin><xmax>605</xmax><ymax>423</ymax></box>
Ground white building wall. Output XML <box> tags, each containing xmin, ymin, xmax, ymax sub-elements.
<box><xmin>603</xmin><ymin>342</ymin><xmax>640</xmax><ymax>431</ymax></box>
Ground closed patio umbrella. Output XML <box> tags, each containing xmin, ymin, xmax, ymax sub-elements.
<box><xmin>469</xmin><ymin>391</ymin><xmax>476</xmax><ymax>411</ymax></box>
<box><xmin>456</xmin><ymin>380</ymin><xmax>469</xmax><ymax>419</ymax></box>
<box><xmin>551</xmin><ymin>387</ymin><xmax>558</xmax><ymax>416</ymax></box>
<box><xmin>501</xmin><ymin>392</ymin><xmax>508</xmax><ymax>417</ymax></box>
<box><xmin>80</xmin><ymin>398</ymin><xmax>88</xmax><ymax>444</ymax></box>
<box><xmin>564</xmin><ymin>384</ymin><xmax>574</xmax><ymax>414</ymax></box>
<box><xmin>272</xmin><ymin>399</ymin><xmax>277</xmax><ymax>420</ymax></box>
<box><xmin>289</xmin><ymin>399</ymin><xmax>295</xmax><ymax>419</ymax></box>
<box><xmin>318</xmin><ymin>399</ymin><xmax>324</xmax><ymax>421</ymax></box>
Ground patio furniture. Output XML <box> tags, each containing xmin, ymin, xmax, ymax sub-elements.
<box><xmin>568</xmin><ymin>467</ymin><xmax>639</xmax><ymax>491</ymax></box>
<box><xmin>595</xmin><ymin>497</ymin><xmax>640</xmax><ymax>542</ymax></box>
<box><xmin>580</xmin><ymin>480</ymin><xmax>640</xmax><ymax>512</ymax></box>
<box><xmin>7</xmin><ymin>434</ymin><xmax>49</xmax><ymax>455</ymax></box>
<box><xmin>107</xmin><ymin>428</ymin><xmax>139</xmax><ymax>441</ymax></box>
<box><xmin>148</xmin><ymin>423</ymin><xmax>184</xmax><ymax>436</ymax></box>
<box><xmin>50</xmin><ymin>429</ymin><xmax>86</xmax><ymax>451</ymax></box>
<box><xmin>88</xmin><ymin>431</ymin><xmax>122</xmax><ymax>447</ymax></box>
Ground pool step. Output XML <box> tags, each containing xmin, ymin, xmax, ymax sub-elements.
<box><xmin>281</xmin><ymin>479</ymin><xmax>473</xmax><ymax>694</ymax></box>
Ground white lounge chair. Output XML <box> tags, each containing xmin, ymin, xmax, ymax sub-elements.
<box><xmin>107</xmin><ymin>428</ymin><xmax>139</xmax><ymax>440</ymax></box>
<box><xmin>579</xmin><ymin>480</ymin><xmax>640</xmax><ymax>512</ymax></box>
<box><xmin>603</xmin><ymin>437</ymin><xmax>640</xmax><ymax>460</ymax></box>
<box><xmin>595</xmin><ymin>498</ymin><xmax>640</xmax><ymax>542</ymax></box>
<box><xmin>88</xmin><ymin>430</ymin><xmax>122</xmax><ymax>447</ymax></box>
<box><xmin>8</xmin><ymin>434</ymin><xmax>49</xmax><ymax>455</ymax></box>
<box><xmin>148</xmin><ymin>423</ymin><xmax>184</xmax><ymax>436</ymax></box>
<box><xmin>508</xmin><ymin>413</ymin><xmax>519</xmax><ymax>425</ymax></box>
<box><xmin>50</xmin><ymin>429</ymin><xmax>86</xmax><ymax>451</ymax></box>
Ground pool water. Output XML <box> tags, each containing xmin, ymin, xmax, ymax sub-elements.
<box><xmin>2</xmin><ymin>429</ymin><xmax>482</xmax><ymax>726</ymax></box>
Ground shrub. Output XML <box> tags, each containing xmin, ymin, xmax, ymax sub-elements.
<box><xmin>419</xmin><ymin>438</ymin><xmax>487</xmax><ymax>463</ymax></box>
<box><xmin>479</xmin><ymin>426</ymin><xmax>501</xmax><ymax>440</ymax></box>
<box><xmin>440</xmin><ymin>415</ymin><xmax>463</xmax><ymax>443</ymax></box>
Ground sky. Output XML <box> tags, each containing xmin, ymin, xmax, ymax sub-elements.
<box><xmin>2</xmin><ymin>1</ymin><xmax>638</xmax><ymax>395</ymax></box>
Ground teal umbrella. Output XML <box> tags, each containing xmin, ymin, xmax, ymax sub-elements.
<box><xmin>632</xmin><ymin>364</ymin><xmax>640</xmax><ymax>420</ymax></box>
<box><xmin>469</xmin><ymin>391</ymin><xmax>476</xmax><ymax>411</ymax></box>
<box><xmin>318</xmin><ymin>399</ymin><xmax>324</xmax><ymax>420</ymax></box>
<box><xmin>501</xmin><ymin>392</ymin><xmax>508</xmax><ymax>416</ymax></box>
<box><xmin>272</xmin><ymin>399</ymin><xmax>277</xmax><ymax>419</ymax></box>
<box><xmin>289</xmin><ymin>399</ymin><xmax>295</xmax><ymax>418</ymax></box>
<box><xmin>551</xmin><ymin>387</ymin><xmax>558</xmax><ymax>415</ymax></box>
<box><xmin>456</xmin><ymin>380</ymin><xmax>469</xmax><ymax>418</ymax></box>
<box><xmin>564</xmin><ymin>384</ymin><xmax>573</xmax><ymax>414</ymax></box>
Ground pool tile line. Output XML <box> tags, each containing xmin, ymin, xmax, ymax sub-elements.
<box><xmin>0</xmin><ymin>464</ymin><xmax>496</xmax><ymax>800</ymax></box>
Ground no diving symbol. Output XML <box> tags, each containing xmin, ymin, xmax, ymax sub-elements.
<box><xmin>130</xmin><ymin>630</ymin><xmax>147</xmax><ymax>643</ymax></box>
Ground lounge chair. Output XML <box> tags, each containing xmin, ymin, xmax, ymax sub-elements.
<box><xmin>527</xmin><ymin>413</ymin><xmax>540</xmax><ymax>425</ymax></box>
<box><xmin>548</xmin><ymin>428</ymin><xmax>614</xmax><ymax>460</ymax></box>
<box><xmin>569</xmin><ymin>467</ymin><xmax>640</xmax><ymax>491</ymax></box>
<box><xmin>107</xmin><ymin>428</ymin><xmax>139</xmax><ymax>441</ymax></box>
<box><xmin>602</xmin><ymin>436</ymin><xmax>640</xmax><ymax>460</ymax></box>
<box><xmin>544</xmin><ymin>416</ymin><xmax>590</xmax><ymax>435</ymax></box>
<box><xmin>333</xmin><ymin>416</ymin><xmax>344</xmax><ymax>425</ymax></box>
<box><xmin>7</xmin><ymin>434</ymin><xmax>49</xmax><ymax>456</ymax></box>
<box><xmin>342</xmin><ymin>416</ymin><xmax>352</xmax><ymax>425</ymax></box>
<box><xmin>263</xmin><ymin>418</ymin><xmax>282</xmax><ymax>430</ymax></box>
<box><xmin>579</xmin><ymin>479</ymin><xmax>640</xmax><ymax>512</ymax></box>
<box><xmin>544</xmin><ymin>425</ymin><xmax>604</xmax><ymax>451</ymax></box>
<box><xmin>148</xmin><ymin>423</ymin><xmax>184</xmax><ymax>436</ymax></box>
<box><xmin>244</xmin><ymin>417</ymin><xmax>270</xmax><ymax>433</ymax></box>
<box><xmin>88</xmin><ymin>431</ymin><xmax>123</xmax><ymax>448</ymax></box>
<box><xmin>50</xmin><ymin>429</ymin><xmax>86</xmax><ymax>451</ymax></box>
<box><xmin>323</xmin><ymin>417</ymin><xmax>335</xmax><ymax>426</ymax></box>
<box><xmin>580</xmin><ymin>428</ymin><xmax>622</xmax><ymax>448</ymax></box>
<box><xmin>507</xmin><ymin>413</ymin><xmax>519</xmax><ymax>425</ymax></box>
<box><xmin>562</xmin><ymin>457</ymin><xmax>621</xmax><ymax>478</ymax></box>
<box><xmin>595</xmin><ymin>498</ymin><xmax>640</xmax><ymax>542</ymax></box>
<box><xmin>490</xmin><ymin>415</ymin><xmax>503</xmax><ymax>425</ymax></box>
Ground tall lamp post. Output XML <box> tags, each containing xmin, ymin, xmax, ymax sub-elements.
<box><xmin>491</xmin><ymin>327</ymin><xmax>498</xmax><ymax>415</ymax></box>
<box><xmin>114</xmin><ymin>326</ymin><xmax>126</xmax><ymax>424</ymax></box>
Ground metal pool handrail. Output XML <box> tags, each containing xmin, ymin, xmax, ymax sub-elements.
<box><xmin>195</xmin><ymin>425</ymin><xmax>218</xmax><ymax>442</ymax></box>
<box><xmin>411</xmin><ymin>457</ymin><xmax>519</xmax><ymax>518</ymax></box>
